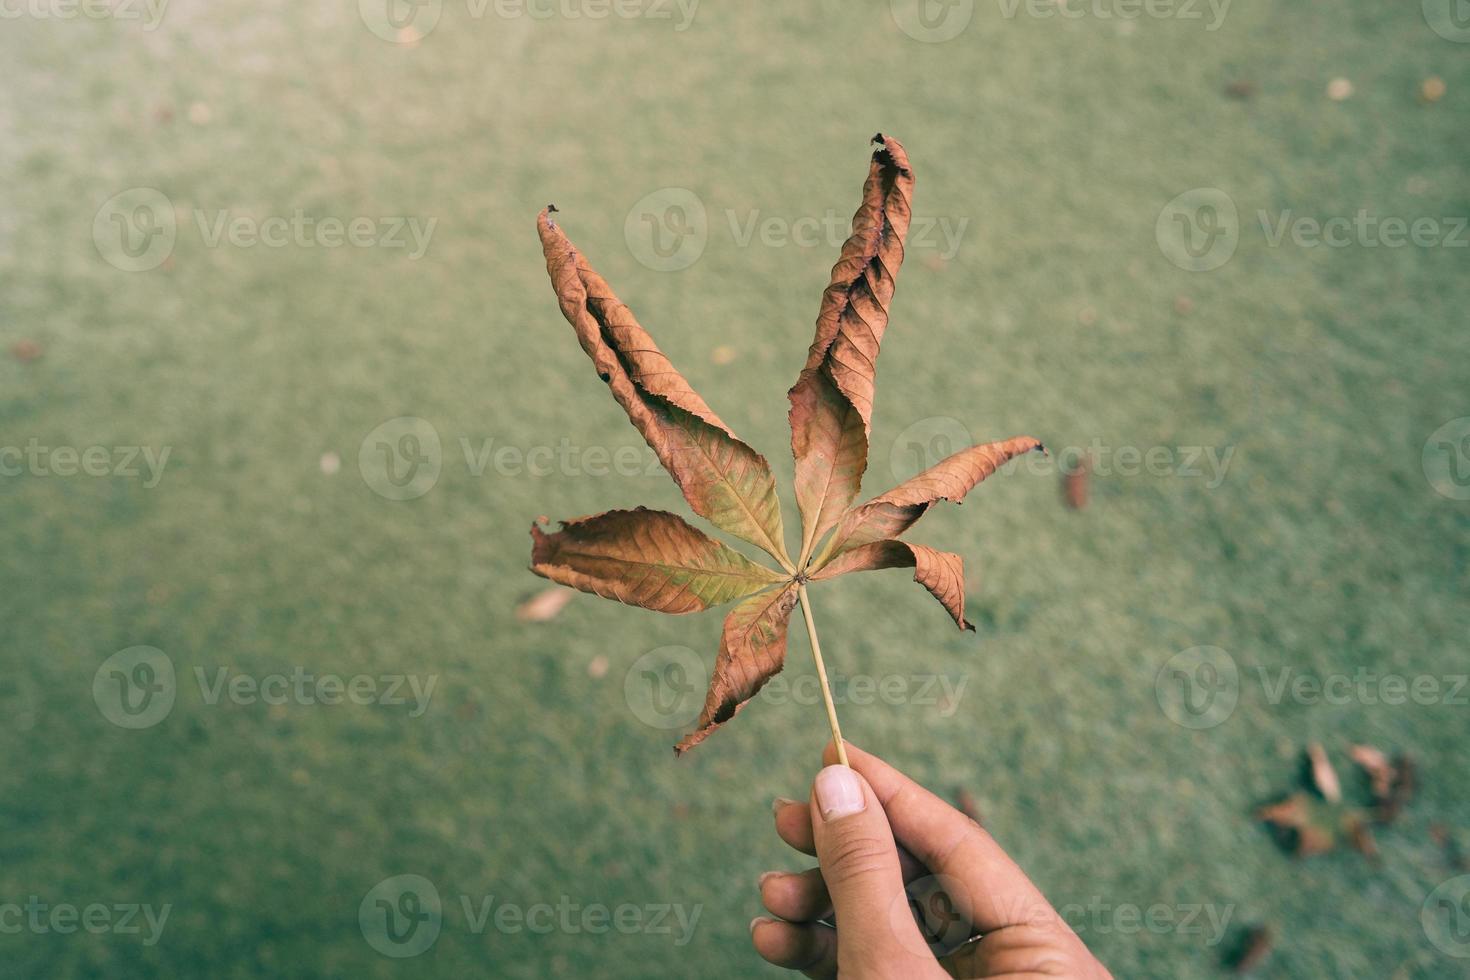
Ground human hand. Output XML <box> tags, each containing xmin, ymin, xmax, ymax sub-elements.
<box><xmin>751</xmin><ymin>742</ymin><xmax>1113</xmax><ymax>979</ymax></box>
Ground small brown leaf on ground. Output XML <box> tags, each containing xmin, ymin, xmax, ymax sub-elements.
<box><xmin>10</xmin><ymin>339</ymin><xmax>43</xmax><ymax>363</ymax></box>
<box><xmin>1225</xmin><ymin>924</ymin><xmax>1273</xmax><ymax>973</ymax></box>
<box><xmin>516</xmin><ymin>585</ymin><xmax>576</xmax><ymax>623</ymax></box>
<box><xmin>1063</xmin><ymin>455</ymin><xmax>1090</xmax><ymax>510</ymax></box>
<box><xmin>1379</xmin><ymin>754</ymin><xmax>1415</xmax><ymax>824</ymax></box>
<box><xmin>956</xmin><ymin>789</ymin><xmax>982</xmax><ymax>825</ymax></box>
<box><xmin>586</xmin><ymin>654</ymin><xmax>609</xmax><ymax>679</ymax></box>
<box><xmin>1308</xmin><ymin>742</ymin><xmax>1342</xmax><ymax>803</ymax></box>
<box><xmin>1421</xmin><ymin>76</ymin><xmax>1446</xmax><ymax>103</ymax></box>
<box><xmin>1327</xmin><ymin>77</ymin><xmax>1354</xmax><ymax>101</ymax></box>
<box><xmin>1173</xmin><ymin>294</ymin><xmax>1194</xmax><ymax>315</ymax></box>
<box><xmin>1349</xmin><ymin>744</ymin><xmax>1393</xmax><ymax>799</ymax></box>
<box><xmin>1344</xmin><ymin>814</ymin><xmax>1380</xmax><ymax>864</ymax></box>
<box><xmin>1258</xmin><ymin>793</ymin><xmax>1336</xmax><ymax>857</ymax></box>
<box><xmin>1224</xmin><ymin>80</ymin><xmax>1258</xmax><ymax>100</ymax></box>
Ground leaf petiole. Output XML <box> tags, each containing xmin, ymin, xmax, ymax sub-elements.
<box><xmin>795</xmin><ymin>582</ymin><xmax>849</xmax><ymax>768</ymax></box>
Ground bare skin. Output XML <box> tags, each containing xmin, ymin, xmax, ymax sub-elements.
<box><xmin>751</xmin><ymin>742</ymin><xmax>1114</xmax><ymax>979</ymax></box>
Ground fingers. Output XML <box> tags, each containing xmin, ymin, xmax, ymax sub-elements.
<box><xmin>759</xmin><ymin>868</ymin><xmax>830</xmax><ymax>924</ymax></box>
<box><xmin>774</xmin><ymin>797</ymin><xmax>930</xmax><ymax>884</ymax></box>
<box><xmin>807</xmin><ymin>764</ymin><xmax>936</xmax><ymax>974</ymax></box>
<box><xmin>820</xmin><ymin>741</ymin><xmax>1058</xmax><ymax>935</ymax></box>
<box><xmin>750</xmin><ymin>917</ymin><xmax>837</xmax><ymax>978</ymax></box>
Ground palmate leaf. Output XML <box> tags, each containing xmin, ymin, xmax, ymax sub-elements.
<box><xmin>531</xmin><ymin>508</ymin><xmax>784</xmax><ymax>614</ymax></box>
<box><xmin>538</xmin><ymin>208</ymin><xmax>792</xmax><ymax>572</ymax></box>
<box><xmin>812</xmin><ymin>436</ymin><xmax>1045</xmax><ymax>569</ymax></box>
<box><xmin>812</xmin><ymin>540</ymin><xmax>972</xmax><ymax>631</ymax></box>
<box><xmin>675</xmin><ymin>582</ymin><xmax>801</xmax><ymax>754</ymax></box>
<box><xmin>530</xmin><ymin>136</ymin><xmax>1046</xmax><ymax>755</ymax></box>
<box><xmin>788</xmin><ymin>134</ymin><xmax>914</xmax><ymax>564</ymax></box>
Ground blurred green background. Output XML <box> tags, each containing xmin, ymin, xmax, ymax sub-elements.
<box><xmin>2</xmin><ymin>1</ymin><xmax>1468</xmax><ymax>976</ymax></box>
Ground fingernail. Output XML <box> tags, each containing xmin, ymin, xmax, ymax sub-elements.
<box><xmin>750</xmin><ymin>915</ymin><xmax>773</xmax><ymax>934</ymax></box>
<box><xmin>771</xmin><ymin>796</ymin><xmax>798</xmax><ymax>815</ymax></box>
<box><xmin>815</xmin><ymin>765</ymin><xmax>865</xmax><ymax>820</ymax></box>
<box><xmin>758</xmin><ymin>871</ymin><xmax>780</xmax><ymax>890</ymax></box>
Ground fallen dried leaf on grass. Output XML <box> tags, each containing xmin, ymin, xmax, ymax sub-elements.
<box><xmin>516</xmin><ymin>585</ymin><xmax>577</xmax><ymax>623</ymax></box>
<box><xmin>1308</xmin><ymin>741</ymin><xmax>1342</xmax><ymax>803</ymax></box>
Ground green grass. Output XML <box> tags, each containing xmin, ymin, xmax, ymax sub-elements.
<box><xmin>2</xmin><ymin>2</ymin><xmax>1468</xmax><ymax>977</ymax></box>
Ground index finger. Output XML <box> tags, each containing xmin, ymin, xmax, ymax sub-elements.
<box><xmin>822</xmin><ymin>741</ymin><xmax>1060</xmax><ymax>935</ymax></box>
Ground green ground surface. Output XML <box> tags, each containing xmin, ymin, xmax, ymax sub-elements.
<box><xmin>2</xmin><ymin>2</ymin><xmax>1468</xmax><ymax>977</ymax></box>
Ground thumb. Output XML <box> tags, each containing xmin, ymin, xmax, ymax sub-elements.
<box><xmin>810</xmin><ymin>764</ymin><xmax>936</xmax><ymax>975</ymax></box>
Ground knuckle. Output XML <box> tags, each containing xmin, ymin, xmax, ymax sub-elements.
<box><xmin>822</xmin><ymin>833</ymin><xmax>894</xmax><ymax>883</ymax></box>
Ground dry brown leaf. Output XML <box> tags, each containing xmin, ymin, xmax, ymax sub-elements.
<box><xmin>530</xmin><ymin>509</ymin><xmax>783</xmax><ymax>614</ymax></box>
<box><xmin>1380</xmin><ymin>754</ymin><xmax>1415</xmax><ymax>824</ymax></box>
<box><xmin>538</xmin><ymin>208</ymin><xmax>790</xmax><ymax>569</ymax></box>
<box><xmin>813</xmin><ymin>436</ymin><xmax>1044</xmax><ymax>566</ymax></box>
<box><xmin>516</xmin><ymin>586</ymin><xmax>576</xmax><ymax>623</ymax></box>
<box><xmin>1063</xmin><ymin>455</ymin><xmax>1090</xmax><ymax>510</ymax></box>
<box><xmin>1308</xmin><ymin>742</ymin><xmax>1342</xmax><ymax>803</ymax></box>
<box><xmin>530</xmin><ymin>137</ymin><xmax>1047</xmax><ymax>754</ymax></box>
<box><xmin>1257</xmin><ymin>792</ymin><xmax>1336</xmax><ymax>857</ymax></box>
<box><xmin>676</xmin><ymin>583</ymin><xmax>801</xmax><ymax>754</ymax></box>
<box><xmin>1349</xmin><ymin>743</ymin><xmax>1393</xmax><ymax>800</ymax></box>
<box><xmin>10</xmin><ymin>339</ymin><xmax>43</xmax><ymax>363</ymax></box>
<box><xmin>788</xmin><ymin>135</ymin><xmax>914</xmax><ymax>563</ymax></box>
<box><xmin>812</xmin><ymin>539</ymin><xmax>973</xmax><ymax>630</ymax></box>
<box><xmin>1344</xmin><ymin>814</ymin><xmax>1380</xmax><ymax>864</ymax></box>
